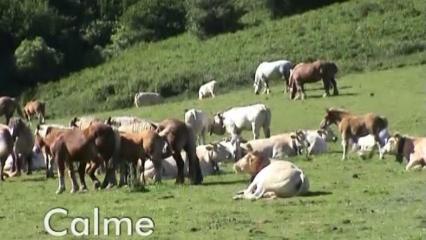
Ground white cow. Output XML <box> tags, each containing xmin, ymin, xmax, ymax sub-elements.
<box><xmin>134</xmin><ymin>92</ymin><xmax>163</xmax><ymax>108</ymax></box>
<box><xmin>198</xmin><ymin>80</ymin><xmax>217</xmax><ymax>99</ymax></box>
<box><xmin>106</xmin><ymin>116</ymin><xmax>143</xmax><ymax>127</ymax></box>
<box><xmin>302</xmin><ymin>128</ymin><xmax>338</xmax><ymax>156</ymax></box>
<box><xmin>233</xmin><ymin>152</ymin><xmax>309</xmax><ymax>200</ymax></box>
<box><xmin>211</xmin><ymin>104</ymin><xmax>271</xmax><ymax>159</ymax></box>
<box><xmin>184</xmin><ymin>109</ymin><xmax>211</xmax><ymax>145</ymax></box>
<box><xmin>351</xmin><ymin>128</ymin><xmax>390</xmax><ymax>159</ymax></box>
<box><xmin>253</xmin><ymin>60</ymin><xmax>293</xmax><ymax>94</ymax></box>
<box><xmin>5</xmin><ymin>148</ymin><xmax>45</xmax><ymax>172</ymax></box>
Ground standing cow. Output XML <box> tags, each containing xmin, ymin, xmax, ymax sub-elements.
<box><xmin>184</xmin><ymin>109</ymin><xmax>211</xmax><ymax>145</ymax></box>
<box><xmin>198</xmin><ymin>80</ymin><xmax>217</xmax><ymax>99</ymax></box>
<box><xmin>289</xmin><ymin>60</ymin><xmax>338</xmax><ymax>100</ymax></box>
<box><xmin>253</xmin><ymin>60</ymin><xmax>293</xmax><ymax>95</ymax></box>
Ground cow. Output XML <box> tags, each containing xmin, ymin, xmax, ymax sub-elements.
<box><xmin>253</xmin><ymin>60</ymin><xmax>293</xmax><ymax>95</ymax></box>
<box><xmin>350</xmin><ymin>128</ymin><xmax>390</xmax><ymax>159</ymax></box>
<box><xmin>300</xmin><ymin>128</ymin><xmax>338</xmax><ymax>157</ymax></box>
<box><xmin>105</xmin><ymin>116</ymin><xmax>144</xmax><ymax>127</ymax></box>
<box><xmin>289</xmin><ymin>60</ymin><xmax>338</xmax><ymax>100</ymax></box>
<box><xmin>184</xmin><ymin>109</ymin><xmax>211</xmax><ymax>145</ymax></box>
<box><xmin>211</xmin><ymin>103</ymin><xmax>271</xmax><ymax>158</ymax></box>
<box><xmin>0</xmin><ymin>124</ymin><xmax>14</xmax><ymax>181</ymax></box>
<box><xmin>134</xmin><ymin>92</ymin><xmax>163</xmax><ymax>108</ymax></box>
<box><xmin>69</xmin><ymin>116</ymin><xmax>101</xmax><ymax>129</ymax></box>
<box><xmin>381</xmin><ymin>134</ymin><xmax>426</xmax><ymax>170</ymax></box>
<box><xmin>233</xmin><ymin>151</ymin><xmax>309</xmax><ymax>200</ymax></box>
<box><xmin>23</xmin><ymin>100</ymin><xmax>46</xmax><ymax>124</ymax></box>
<box><xmin>198</xmin><ymin>80</ymin><xmax>217</xmax><ymax>99</ymax></box>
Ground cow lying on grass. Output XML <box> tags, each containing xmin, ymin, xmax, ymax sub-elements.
<box><xmin>233</xmin><ymin>151</ymin><xmax>309</xmax><ymax>200</ymax></box>
<box><xmin>382</xmin><ymin>134</ymin><xmax>426</xmax><ymax>170</ymax></box>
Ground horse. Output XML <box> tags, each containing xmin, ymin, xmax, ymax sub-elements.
<box><xmin>0</xmin><ymin>124</ymin><xmax>14</xmax><ymax>181</ymax></box>
<box><xmin>23</xmin><ymin>100</ymin><xmax>46</xmax><ymax>124</ymax></box>
<box><xmin>34</xmin><ymin>124</ymin><xmax>71</xmax><ymax>178</ymax></box>
<box><xmin>155</xmin><ymin>119</ymin><xmax>203</xmax><ymax>185</ymax></box>
<box><xmin>8</xmin><ymin>118</ymin><xmax>34</xmax><ymax>176</ymax></box>
<box><xmin>289</xmin><ymin>60</ymin><xmax>338</xmax><ymax>100</ymax></box>
<box><xmin>0</xmin><ymin>96</ymin><xmax>23</xmax><ymax>125</ymax></box>
<box><xmin>253</xmin><ymin>60</ymin><xmax>293</xmax><ymax>95</ymax></box>
<box><xmin>319</xmin><ymin>108</ymin><xmax>388</xmax><ymax>160</ymax></box>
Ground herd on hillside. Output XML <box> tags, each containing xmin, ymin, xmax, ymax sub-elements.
<box><xmin>0</xmin><ymin>59</ymin><xmax>424</xmax><ymax>200</ymax></box>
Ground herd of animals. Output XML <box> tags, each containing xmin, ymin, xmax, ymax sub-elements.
<box><xmin>0</xmin><ymin>59</ymin><xmax>424</xmax><ymax>201</ymax></box>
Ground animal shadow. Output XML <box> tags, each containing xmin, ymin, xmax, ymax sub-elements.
<box><xmin>21</xmin><ymin>176</ymin><xmax>47</xmax><ymax>182</ymax></box>
<box><xmin>203</xmin><ymin>179</ymin><xmax>248</xmax><ymax>186</ymax></box>
<box><xmin>302</xmin><ymin>191</ymin><xmax>332</xmax><ymax>197</ymax></box>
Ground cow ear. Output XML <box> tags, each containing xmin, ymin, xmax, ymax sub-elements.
<box><xmin>393</xmin><ymin>133</ymin><xmax>401</xmax><ymax>139</ymax></box>
<box><xmin>290</xmin><ymin>134</ymin><xmax>297</xmax><ymax>139</ymax></box>
<box><xmin>246</xmin><ymin>143</ymin><xmax>253</xmax><ymax>152</ymax></box>
<box><xmin>205</xmin><ymin>145</ymin><xmax>213</xmax><ymax>151</ymax></box>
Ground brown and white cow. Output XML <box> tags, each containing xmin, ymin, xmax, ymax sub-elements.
<box><xmin>382</xmin><ymin>134</ymin><xmax>426</xmax><ymax>170</ymax></box>
<box><xmin>23</xmin><ymin>100</ymin><xmax>46</xmax><ymax>124</ymax></box>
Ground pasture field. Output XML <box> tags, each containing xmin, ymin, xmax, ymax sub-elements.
<box><xmin>1</xmin><ymin>65</ymin><xmax>426</xmax><ymax>239</ymax></box>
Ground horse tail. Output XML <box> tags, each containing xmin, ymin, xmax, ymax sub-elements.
<box><xmin>263</xmin><ymin>107</ymin><xmax>272</xmax><ymax>138</ymax></box>
<box><xmin>13</xmin><ymin>98</ymin><xmax>24</xmax><ymax>119</ymax></box>
<box><xmin>184</xmin><ymin>126</ymin><xmax>203</xmax><ymax>185</ymax></box>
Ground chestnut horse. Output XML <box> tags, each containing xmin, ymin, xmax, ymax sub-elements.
<box><xmin>319</xmin><ymin>108</ymin><xmax>388</xmax><ymax>160</ymax></box>
<box><xmin>0</xmin><ymin>124</ymin><xmax>14</xmax><ymax>181</ymax></box>
<box><xmin>24</xmin><ymin>100</ymin><xmax>46</xmax><ymax>124</ymax></box>
<box><xmin>155</xmin><ymin>119</ymin><xmax>203</xmax><ymax>184</ymax></box>
<box><xmin>0</xmin><ymin>96</ymin><xmax>23</xmax><ymax>125</ymax></box>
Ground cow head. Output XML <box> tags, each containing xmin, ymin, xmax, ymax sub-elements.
<box><xmin>291</xmin><ymin>130</ymin><xmax>310</xmax><ymax>155</ymax></box>
<box><xmin>381</xmin><ymin>133</ymin><xmax>405</xmax><ymax>162</ymax></box>
<box><xmin>210</xmin><ymin>113</ymin><xmax>226</xmax><ymax>135</ymax></box>
<box><xmin>233</xmin><ymin>150</ymin><xmax>263</xmax><ymax>175</ymax></box>
<box><xmin>317</xmin><ymin>127</ymin><xmax>338</xmax><ymax>142</ymax></box>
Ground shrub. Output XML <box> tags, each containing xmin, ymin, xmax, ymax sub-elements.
<box><xmin>14</xmin><ymin>36</ymin><xmax>63</xmax><ymax>84</ymax></box>
<box><xmin>186</xmin><ymin>0</ymin><xmax>246</xmax><ymax>39</ymax></box>
<box><xmin>265</xmin><ymin>0</ymin><xmax>345</xmax><ymax>18</ymax></box>
<box><xmin>120</xmin><ymin>0</ymin><xmax>186</xmax><ymax>42</ymax></box>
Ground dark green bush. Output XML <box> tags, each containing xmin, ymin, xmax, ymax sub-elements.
<box><xmin>120</xmin><ymin>0</ymin><xmax>186</xmax><ymax>42</ymax></box>
<box><xmin>265</xmin><ymin>0</ymin><xmax>345</xmax><ymax>18</ymax></box>
<box><xmin>186</xmin><ymin>0</ymin><xmax>246</xmax><ymax>39</ymax></box>
<box><xmin>14</xmin><ymin>36</ymin><xmax>63</xmax><ymax>84</ymax></box>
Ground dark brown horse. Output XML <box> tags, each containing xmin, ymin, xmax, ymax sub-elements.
<box><xmin>0</xmin><ymin>96</ymin><xmax>23</xmax><ymax>125</ymax></box>
<box><xmin>0</xmin><ymin>124</ymin><xmax>14</xmax><ymax>181</ymax></box>
<box><xmin>24</xmin><ymin>100</ymin><xmax>46</xmax><ymax>124</ymax></box>
<box><xmin>156</xmin><ymin>119</ymin><xmax>203</xmax><ymax>184</ymax></box>
<box><xmin>319</xmin><ymin>108</ymin><xmax>388</xmax><ymax>160</ymax></box>
<box><xmin>289</xmin><ymin>60</ymin><xmax>338</xmax><ymax>100</ymax></box>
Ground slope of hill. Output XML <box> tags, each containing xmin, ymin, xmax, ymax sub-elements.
<box><xmin>28</xmin><ymin>0</ymin><xmax>426</xmax><ymax>117</ymax></box>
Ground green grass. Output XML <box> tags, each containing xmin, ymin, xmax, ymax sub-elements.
<box><xmin>1</xmin><ymin>65</ymin><xmax>426</xmax><ymax>239</ymax></box>
<box><xmin>25</xmin><ymin>0</ymin><xmax>426</xmax><ymax>118</ymax></box>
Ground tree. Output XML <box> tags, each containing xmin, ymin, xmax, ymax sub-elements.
<box><xmin>14</xmin><ymin>37</ymin><xmax>63</xmax><ymax>84</ymax></box>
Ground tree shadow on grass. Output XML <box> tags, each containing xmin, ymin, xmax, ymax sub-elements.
<box><xmin>302</xmin><ymin>191</ymin><xmax>332</xmax><ymax>197</ymax></box>
<box><xmin>21</xmin><ymin>176</ymin><xmax>47</xmax><ymax>182</ymax></box>
<box><xmin>306</xmin><ymin>92</ymin><xmax>358</xmax><ymax>99</ymax></box>
<box><xmin>203</xmin><ymin>179</ymin><xmax>248</xmax><ymax>186</ymax></box>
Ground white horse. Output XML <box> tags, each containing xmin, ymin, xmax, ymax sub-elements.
<box><xmin>253</xmin><ymin>60</ymin><xmax>293</xmax><ymax>94</ymax></box>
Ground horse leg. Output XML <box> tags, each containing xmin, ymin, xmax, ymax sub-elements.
<box><xmin>78</xmin><ymin>162</ymin><xmax>88</xmax><ymax>191</ymax></box>
<box><xmin>341</xmin><ymin>137</ymin><xmax>349</xmax><ymax>161</ymax></box>
<box><xmin>55</xmin><ymin>155</ymin><xmax>66</xmax><ymax>194</ymax></box>
<box><xmin>322</xmin><ymin>78</ymin><xmax>331</xmax><ymax>97</ymax></box>
<box><xmin>139</xmin><ymin>158</ymin><xmax>146</xmax><ymax>186</ymax></box>
<box><xmin>87</xmin><ymin>161</ymin><xmax>101</xmax><ymax>189</ymax></box>
<box><xmin>301</xmin><ymin>84</ymin><xmax>306</xmax><ymax>100</ymax></box>
<box><xmin>0</xmin><ymin>155</ymin><xmax>6</xmax><ymax>181</ymax></box>
<box><xmin>26</xmin><ymin>153</ymin><xmax>32</xmax><ymax>175</ymax></box>
<box><xmin>331</xmin><ymin>78</ymin><xmax>339</xmax><ymax>95</ymax></box>
<box><xmin>66</xmin><ymin>161</ymin><xmax>79</xmax><ymax>194</ymax></box>
<box><xmin>252</xmin><ymin>122</ymin><xmax>260</xmax><ymax>140</ymax></box>
<box><xmin>173</xmin><ymin>152</ymin><xmax>185</xmax><ymax>184</ymax></box>
<box><xmin>152</xmin><ymin>154</ymin><xmax>164</xmax><ymax>184</ymax></box>
<box><xmin>184</xmin><ymin>144</ymin><xmax>203</xmax><ymax>185</ymax></box>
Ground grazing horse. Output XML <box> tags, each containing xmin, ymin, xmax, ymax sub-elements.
<box><xmin>253</xmin><ymin>60</ymin><xmax>293</xmax><ymax>95</ymax></box>
<box><xmin>0</xmin><ymin>124</ymin><xmax>14</xmax><ymax>181</ymax></box>
<box><xmin>155</xmin><ymin>119</ymin><xmax>203</xmax><ymax>185</ymax></box>
<box><xmin>8</xmin><ymin>118</ymin><xmax>34</xmax><ymax>176</ymax></box>
<box><xmin>0</xmin><ymin>96</ymin><xmax>23</xmax><ymax>125</ymax></box>
<box><xmin>23</xmin><ymin>100</ymin><xmax>46</xmax><ymax>124</ymax></box>
<box><xmin>289</xmin><ymin>60</ymin><xmax>338</xmax><ymax>100</ymax></box>
<box><xmin>319</xmin><ymin>108</ymin><xmax>388</xmax><ymax>160</ymax></box>
<box><xmin>34</xmin><ymin>124</ymin><xmax>71</xmax><ymax>178</ymax></box>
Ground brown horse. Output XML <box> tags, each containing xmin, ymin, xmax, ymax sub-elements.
<box><xmin>116</xmin><ymin>130</ymin><xmax>165</xmax><ymax>187</ymax></box>
<box><xmin>8</xmin><ymin>118</ymin><xmax>34</xmax><ymax>176</ymax></box>
<box><xmin>24</xmin><ymin>100</ymin><xmax>46</xmax><ymax>124</ymax></box>
<box><xmin>319</xmin><ymin>108</ymin><xmax>388</xmax><ymax>160</ymax></box>
<box><xmin>289</xmin><ymin>60</ymin><xmax>338</xmax><ymax>100</ymax></box>
<box><xmin>156</xmin><ymin>119</ymin><xmax>203</xmax><ymax>184</ymax></box>
<box><xmin>34</xmin><ymin>124</ymin><xmax>71</xmax><ymax>178</ymax></box>
<box><xmin>52</xmin><ymin>122</ymin><xmax>119</xmax><ymax>194</ymax></box>
<box><xmin>0</xmin><ymin>96</ymin><xmax>23</xmax><ymax>125</ymax></box>
<box><xmin>0</xmin><ymin>124</ymin><xmax>14</xmax><ymax>181</ymax></box>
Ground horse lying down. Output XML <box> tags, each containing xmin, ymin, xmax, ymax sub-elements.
<box><xmin>233</xmin><ymin>151</ymin><xmax>309</xmax><ymax>200</ymax></box>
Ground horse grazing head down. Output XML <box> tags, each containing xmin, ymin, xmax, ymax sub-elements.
<box><xmin>319</xmin><ymin>108</ymin><xmax>350</xmax><ymax>129</ymax></box>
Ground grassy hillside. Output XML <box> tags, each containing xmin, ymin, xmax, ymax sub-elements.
<box><xmin>27</xmin><ymin>0</ymin><xmax>426</xmax><ymax>118</ymax></box>
<box><xmin>1</xmin><ymin>65</ymin><xmax>425</xmax><ymax>239</ymax></box>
